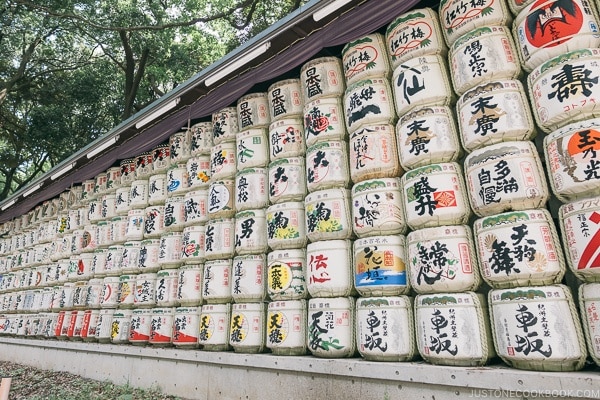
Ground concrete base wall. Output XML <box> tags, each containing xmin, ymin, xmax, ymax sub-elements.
<box><xmin>1</xmin><ymin>337</ymin><xmax>599</xmax><ymax>400</ymax></box>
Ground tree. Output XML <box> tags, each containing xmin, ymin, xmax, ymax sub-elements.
<box><xmin>0</xmin><ymin>0</ymin><xmax>306</xmax><ymax>201</ymax></box>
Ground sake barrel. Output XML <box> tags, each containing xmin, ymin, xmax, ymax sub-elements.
<box><xmin>267</xmin><ymin>79</ymin><xmax>304</xmax><ymax>122</ymax></box>
<box><xmin>110</xmin><ymin>309</ymin><xmax>132</xmax><ymax>344</ymax></box>
<box><xmin>162</xmin><ymin>195</ymin><xmax>185</xmax><ymax>232</ymax></box>
<box><xmin>236</xmin><ymin>128</ymin><xmax>269</xmax><ymax>170</ymax></box>
<box><xmin>204</xmin><ymin>218</ymin><xmax>235</xmax><ymax>261</ymax></box>
<box><xmin>307</xmin><ymin>297</ymin><xmax>356</xmax><ymax>358</ymax></box>
<box><xmin>342</xmin><ymin>33</ymin><xmax>391</xmax><ymax>85</ymax></box>
<box><xmin>158</xmin><ymin>231</ymin><xmax>183</xmax><ymax>268</ymax></box>
<box><xmin>514</xmin><ymin>0</ymin><xmax>600</xmax><ymax>72</ymax></box>
<box><xmin>155</xmin><ymin>269</ymin><xmax>179</xmax><ymax>307</ymax></box>
<box><xmin>186</xmin><ymin>157</ymin><xmax>211</xmax><ymax>191</ymax></box>
<box><xmin>95</xmin><ymin>221</ymin><xmax>111</xmax><ymax>249</ymax></box>
<box><xmin>229</xmin><ymin>302</ymin><xmax>267</xmax><ymax>353</ymax></box>
<box><xmin>181</xmin><ymin>225</ymin><xmax>206</xmax><ymax>264</ymax></box>
<box><xmin>306</xmin><ymin>240</ymin><xmax>354</xmax><ymax>298</ymax></box>
<box><xmin>152</xmin><ymin>143</ymin><xmax>171</xmax><ymax>173</ymax></box>
<box><xmin>578</xmin><ymin>283</ymin><xmax>600</xmax><ymax>366</ymax></box>
<box><xmin>397</xmin><ymin>106</ymin><xmax>461</xmax><ymax>170</ymax></box>
<box><xmin>231</xmin><ymin>254</ymin><xmax>267</xmax><ymax>302</ymax></box>
<box><xmin>349</xmin><ymin>124</ymin><xmax>401</xmax><ymax>183</ymax></box>
<box><xmin>449</xmin><ymin>26</ymin><xmax>522</xmax><ymax>96</ymax></box>
<box><xmin>129</xmin><ymin>179</ymin><xmax>149</xmax><ymax>209</ymax></box>
<box><xmin>104</xmin><ymin>244</ymin><xmax>124</xmax><ymax>276</ymax></box>
<box><xmin>266</xmin><ymin>201</ymin><xmax>307</xmax><ymax>250</ymax></box>
<box><xmin>267</xmin><ymin>249</ymin><xmax>308</xmax><ymax>301</ymax></box>
<box><xmin>266</xmin><ymin>299</ymin><xmax>308</xmax><ymax>355</ymax></box>
<box><xmin>189</xmin><ymin>121</ymin><xmax>213</xmax><ymax>157</ymax></box>
<box><xmin>234</xmin><ymin>209</ymin><xmax>268</xmax><ymax>255</ymax></box>
<box><xmin>169</xmin><ymin>129</ymin><xmax>191</xmax><ymax>165</ymax></box>
<box><xmin>351</xmin><ymin>178</ymin><xmax>407</xmax><ymax>238</ymax></box>
<box><xmin>305</xmin><ymin>188</ymin><xmax>353</xmax><ymax>242</ymax></box>
<box><xmin>100</xmin><ymin>276</ymin><xmax>119</xmax><ymax>308</ymax></box>
<box><xmin>143</xmin><ymin>205</ymin><xmax>165</xmax><ymax>239</ymax></box>
<box><xmin>440</xmin><ymin>0</ymin><xmax>512</xmax><ymax>46</ymax></box>
<box><xmin>458</xmin><ymin>82</ymin><xmax>536</xmax><ymax>153</ymax></box>
<box><xmin>94</xmin><ymin>171</ymin><xmax>108</xmax><ymax>197</ymax></box>
<box><xmin>117</xmin><ymin>274</ymin><xmax>136</xmax><ymax>308</ymax></box>
<box><xmin>114</xmin><ymin>187</ymin><xmax>130</xmax><ymax>216</ymax></box>
<box><xmin>202</xmin><ymin>259</ymin><xmax>232</xmax><ymax>304</ymax></box>
<box><xmin>407</xmin><ymin>225</ymin><xmax>481</xmax><ymax>294</ymax></box>
<box><xmin>386</xmin><ymin>8</ymin><xmax>447</xmax><ymax>68</ymax></box>
<box><xmin>135</xmin><ymin>151</ymin><xmax>154</xmax><ymax>179</ymax></box>
<box><xmin>120</xmin><ymin>158</ymin><xmax>137</xmax><ymax>186</ymax></box>
<box><xmin>344</xmin><ymin>78</ymin><xmax>396</xmax><ymax>134</ymax></box>
<box><xmin>212</xmin><ymin>107</ymin><xmax>239</xmax><ymax>145</ymax></box>
<box><xmin>166</xmin><ymin>163</ymin><xmax>190</xmax><ymax>196</ymax></box>
<box><xmin>474</xmin><ymin>209</ymin><xmax>565</xmax><ymax>288</ymax></box>
<box><xmin>401</xmin><ymin>162</ymin><xmax>471</xmax><ymax>229</ymax></box>
<box><xmin>356</xmin><ymin>296</ymin><xmax>417</xmax><ymax>361</ymax></box>
<box><xmin>559</xmin><ymin>196</ymin><xmax>600</xmax><ymax>282</ymax></box>
<box><xmin>392</xmin><ymin>54</ymin><xmax>455</xmax><ymax>117</ymax></box>
<box><xmin>148</xmin><ymin>173</ymin><xmax>168</xmax><ymax>205</ymax></box>
<box><xmin>300</xmin><ymin>57</ymin><xmax>345</xmax><ymax>102</ymax></box>
<box><xmin>81</xmin><ymin>309</ymin><xmax>100</xmax><ymax>342</ymax></box>
<box><xmin>91</xmin><ymin>248</ymin><xmax>108</xmax><ymax>278</ymax></box>
<box><xmin>235</xmin><ymin>168</ymin><xmax>269</xmax><ymax>212</ymax></box>
<box><xmin>268</xmin><ymin>117</ymin><xmax>305</xmax><ymax>160</ymax></box>
<box><xmin>544</xmin><ymin>118</ymin><xmax>600</xmax><ymax>203</ymax></box>
<box><xmin>100</xmin><ymin>194</ymin><xmax>117</xmax><ymax>221</ymax></box>
<box><xmin>177</xmin><ymin>264</ymin><xmax>203</xmax><ymax>306</ymax></box>
<box><xmin>134</xmin><ymin>273</ymin><xmax>157</xmax><ymax>308</ymax></box>
<box><xmin>129</xmin><ymin>308</ymin><xmax>152</xmax><ymax>345</ymax></box>
<box><xmin>199</xmin><ymin>303</ymin><xmax>231</xmax><ymax>351</ymax></box>
<box><xmin>86</xmin><ymin>278</ymin><xmax>104</xmax><ymax>309</ymax></box>
<box><xmin>149</xmin><ymin>307</ymin><xmax>174</xmax><ymax>346</ymax></box>
<box><xmin>237</xmin><ymin>92</ymin><xmax>270</xmax><ymax>130</ymax></box>
<box><xmin>464</xmin><ymin>140</ymin><xmax>549</xmax><ymax>217</ymax></box>
<box><xmin>528</xmin><ymin>48</ymin><xmax>600</xmax><ymax>133</ymax></box>
<box><xmin>172</xmin><ymin>306</ymin><xmax>201</xmax><ymax>348</ymax></box>
<box><xmin>87</xmin><ymin>199</ymin><xmax>102</xmax><ymax>224</ymax></box>
<box><xmin>139</xmin><ymin>238</ymin><xmax>161</xmax><ymax>272</ymax></box>
<box><xmin>303</xmin><ymin>97</ymin><xmax>347</xmax><ymax>147</ymax></box>
<box><xmin>207</xmin><ymin>179</ymin><xmax>236</xmax><ymax>220</ymax></box>
<box><xmin>81</xmin><ymin>178</ymin><xmax>96</xmax><ymax>203</ymax></box>
<box><xmin>106</xmin><ymin>167</ymin><xmax>121</xmax><ymax>192</ymax></box>
<box><xmin>415</xmin><ymin>292</ymin><xmax>495</xmax><ymax>366</ymax></box>
<box><xmin>95</xmin><ymin>308</ymin><xmax>115</xmax><ymax>343</ymax></box>
<box><xmin>110</xmin><ymin>216</ymin><xmax>128</xmax><ymax>245</ymax></box>
<box><xmin>488</xmin><ymin>285</ymin><xmax>587</xmax><ymax>371</ymax></box>
<box><xmin>125</xmin><ymin>209</ymin><xmax>145</xmax><ymax>241</ymax></box>
<box><xmin>305</xmin><ymin>141</ymin><xmax>350</xmax><ymax>193</ymax></box>
<box><xmin>268</xmin><ymin>157</ymin><xmax>307</xmax><ymax>204</ymax></box>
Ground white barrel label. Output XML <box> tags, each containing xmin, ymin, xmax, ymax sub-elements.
<box><xmin>190</xmin><ymin>122</ymin><xmax>213</xmax><ymax>156</ymax></box>
<box><xmin>343</xmin><ymin>34</ymin><xmax>391</xmax><ymax>84</ymax></box>
<box><xmin>269</xmin><ymin>118</ymin><xmax>305</xmax><ymax>160</ymax></box>
<box><xmin>392</xmin><ymin>55</ymin><xmax>454</xmax><ymax>117</ymax></box>
<box><xmin>236</xmin><ymin>128</ymin><xmax>269</xmax><ymax>169</ymax></box>
<box><xmin>349</xmin><ymin>124</ymin><xmax>400</xmax><ymax>183</ymax></box>
<box><xmin>344</xmin><ymin>78</ymin><xmax>395</xmax><ymax>134</ymax></box>
<box><xmin>397</xmin><ymin>106</ymin><xmax>461</xmax><ymax>170</ymax></box>
<box><xmin>268</xmin><ymin>158</ymin><xmax>306</xmax><ymax>204</ymax></box>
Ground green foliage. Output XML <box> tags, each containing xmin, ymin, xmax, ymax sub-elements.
<box><xmin>0</xmin><ymin>0</ymin><xmax>307</xmax><ymax>200</ymax></box>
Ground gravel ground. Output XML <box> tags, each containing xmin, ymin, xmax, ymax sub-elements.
<box><xmin>0</xmin><ymin>361</ymin><xmax>184</xmax><ymax>400</ymax></box>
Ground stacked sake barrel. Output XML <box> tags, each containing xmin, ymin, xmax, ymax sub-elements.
<box><xmin>264</xmin><ymin>77</ymin><xmax>310</xmax><ymax>355</ymax></box>
<box><xmin>339</xmin><ymin>32</ymin><xmax>415</xmax><ymax>362</ymax></box>
<box><xmin>441</xmin><ymin>0</ymin><xmax>597</xmax><ymax>371</ymax></box>
<box><xmin>226</xmin><ymin>93</ymin><xmax>271</xmax><ymax>353</ymax></box>
<box><xmin>507</xmin><ymin>0</ymin><xmax>600</xmax><ymax>370</ymax></box>
<box><xmin>386</xmin><ymin>7</ymin><xmax>495</xmax><ymax>367</ymax></box>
